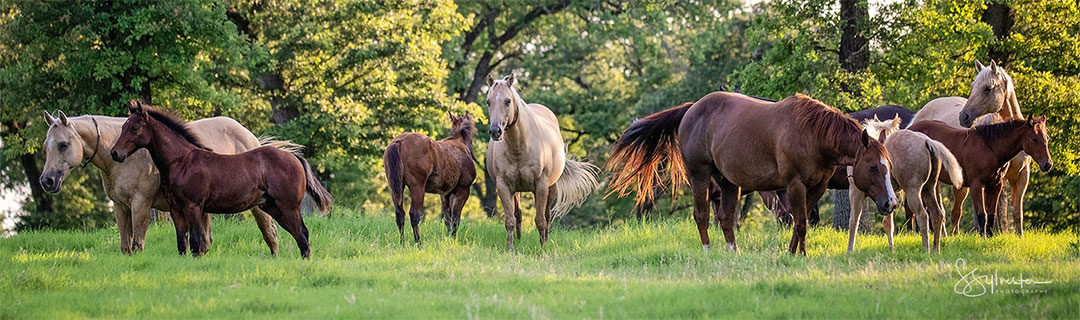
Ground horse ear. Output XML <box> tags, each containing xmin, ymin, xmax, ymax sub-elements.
<box><xmin>861</xmin><ymin>129</ymin><xmax>871</xmax><ymax>147</ymax></box>
<box><xmin>487</xmin><ymin>74</ymin><xmax>495</xmax><ymax>86</ymax></box>
<box><xmin>891</xmin><ymin>114</ymin><xmax>901</xmax><ymax>128</ymax></box>
<box><xmin>127</xmin><ymin>99</ymin><xmax>141</xmax><ymax>114</ymax></box>
<box><xmin>975</xmin><ymin>59</ymin><xmax>986</xmax><ymax>72</ymax></box>
<box><xmin>507</xmin><ymin>73</ymin><xmax>515</xmax><ymax>86</ymax></box>
<box><xmin>57</xmin><ymin>110</ymin><xmax>69</xmax><ymax>126</ymax></box>
<box><xmin>989</xmin><ymin>60</ymin><xmax>1000</xmax><ymax>74</ymax></box>
<box><xmin>44</xmin><ymin>111</ymin><xmax>57</xmax><ymax>126</ymax></box>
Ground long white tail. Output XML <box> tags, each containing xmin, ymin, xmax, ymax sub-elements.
<box><xmin>924</xmin><ymin>137</ymin><xmax>963</xmax><ymax>186</ymax></box>
<box><xmin>258</xmin><ymin>136</ymin><xmax>304</xmax><ymax>154</ymax></box>
<box><xmin>552</xmin><ymin>158</ymin><xmax>600</xmax><ymax>218</ymax></box>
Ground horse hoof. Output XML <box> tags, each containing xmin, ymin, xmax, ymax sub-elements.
<box><xmin>726</xmin><ymin>243</ymin><xmax>738</xmax><ymax>252</ymax></box>
<box><xmin>702</xmin><ymin>244</ymin><xmax>711</xmax><ymax>251</ymax></box>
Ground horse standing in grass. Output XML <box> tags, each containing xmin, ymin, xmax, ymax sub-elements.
<box><xmin>909</xmin><ymin>117</ymin><xmax>1052</xmax><ymax>237</ymax></box>
<box><xmin>40</xmin><ymin>111</ymin><xmax>297</xmax><ymax>255</ymax></box>
<box><xmin>608</xmin><ymin>92</ymin><xmax>897</xmax><ymax>255</ymax></box>
<box><xmin>384</xmin><ymin>112</ymin><xmax>476</xmax><ymax>244</ymax></box>
<box><xmin>847</xmin><ymin>116</ymin><xmax>963</xmax><ymax>253</ymax></box>
<box><xmin>110</xmin><ymin>100</ymin><xmax>332</xmax><ymax>258</ymax></box>
<box><xmin>485</xmin><ymin>74</ymin><xmax>600</xmax><ymax>251</ymax></box>
<box><xmin>912</xmin><ymin>60</ymin><xmax>1031</xmax><ymax>235</ymax></box>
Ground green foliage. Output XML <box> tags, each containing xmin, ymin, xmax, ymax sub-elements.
<box><xmin>0</xmin><ymin>213</ymin><xmax>1077</xmax><ymax>317</ymax></box>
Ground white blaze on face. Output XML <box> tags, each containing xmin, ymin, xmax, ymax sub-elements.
<box><xmin>881</xmin><ymin>157</ymin><xmax>896</xmax><ymax>202</ymax></box>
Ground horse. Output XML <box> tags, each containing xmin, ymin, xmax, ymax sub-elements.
<box><xmin>110</xmin><ymin>100</ymin><xmax>332</xmax><ymax>258</ymax></box>
<box><xmin>607</xmin><ymin>92</ymin><xmax>897</xmax><ymax>255</ymax></box>
<box><xmin>847</xmin><ymin>116</ymin><xmax>963</xmax><ymax>253</ymax></box>
<box><xmin>40</xmin><ymin>111</ymin><xmax>299</xmax><ymax>255</ymax></box>
<box><xmin>485</xmin><ymin>74</ymin><xmax>600</xmax><ymax>251</ymax></box>
<box><xmin>384</xmin><ymin>112</ymin><xmax>476</xmax><ymax>244</ymax></box>
<box><xmin>911</xmin><ymin>60</ymin><xmax>1031</xmax><ymax>235</ymax></box>
<box><xmin>908</xmin><ymin>117</ymin><xmax>1052</xmax><ymax>237</ymax></box>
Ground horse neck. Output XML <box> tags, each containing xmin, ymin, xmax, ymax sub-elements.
<box><xmin>822</xmin><ymin>123</ymin><xmax>865</xmax><ymax>166</ymax></box>
<box><xmin>143</xmin><ymin>118</ymin><xmax>202</xmax><ymax>177</ymax></box>
<box><xmin>1000</xmin><ymin>77</ymin><xmax>1024</xmax><ymax>120</ymax></box>
<box><xmin>72</xmin><ymin>116</ymin><xmax>122</xmax><ymax>173</ymax></box>
<box><xmin>445</xmin><ymin>129</ymin><xmax>475</xmax><ymax>155</ymax></box>
<box><xmin>982</xmin><ymin>127</ymin><xmax>1026</xmax><ymax>166</ymax></box>
<box><xmin>501</xmin><ymin>101</ymin><xmax>536</xmax><ymax>150</ymax></box>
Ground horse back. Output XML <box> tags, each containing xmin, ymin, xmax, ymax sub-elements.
<box><xmin>193</xmin><ymin>146</ymin><xmax>303</xmax><ymax>213</ymax></box>
<box><xmin>188</xmin><ymin>117</ymin><xmax>261</xmax><ymax>154</ymax></box>
<box><xmin>680</xmin><ymin>92</ymin><xmax>787</xmax><ymax>190</ymax></box>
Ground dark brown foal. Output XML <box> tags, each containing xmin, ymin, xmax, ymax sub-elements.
<box><xmin>908</xmin><ymin>117</ymin><xmax>1052</xmax><ymax>237</ymax></box>
<box><xmin>111</xmin><ymin>100</ymin><xmax>332</xmax><ymax>258</ymax></box>
<box><xmin>384</xmin><ymin>112</ymin><xmax>476</xmax><ymax>244</ymax></box>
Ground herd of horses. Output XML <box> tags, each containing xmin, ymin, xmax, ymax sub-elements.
<box><xmin>38</xmin><ymin>60</ymin><xmax>1052</xmax><ymax>258</ymax></box>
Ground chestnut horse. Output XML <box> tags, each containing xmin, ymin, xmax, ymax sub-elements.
<box><xmin>608</xmin><ymin>92</ymin><xmax>896</xmax><ymax>254</ymax></box>
<box><xmin>908</xmin><ymin>117</ymin><xmax>1052</xmax><ymax>237</ymax></box>
<box><xmin>384</xmin><ymin>112</ymin><xmax>476</xmax><ymax>244</ymax></box>
<box><xmin>485</xmin><ymin>74</ymin><xmax>600</xmax><ymax>251</ymax></box>
<box><xmin>111</xmin><ymin>100</ymin><xmax>332</xmax><ymax>258</ymax></box>
<box><xmin>848</xmin><ymin>116</ymin><xmax>963</xmax><ymax>253</ymax></box>
<box><xmin>912</xmin><ymin>60</ymin><xmax>1030</xmax><ymax>235</ymax></box>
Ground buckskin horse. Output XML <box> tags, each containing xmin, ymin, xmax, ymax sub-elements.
<box><xmin>384</xmin><ymin>112</ymin><xmax>477</xmax><ymax>244</ymax></box>
<box><xmin>40</xmin><ymin>111</ymin><xmax>300</xmax><ymax>255</ymax></box>
<box><xmin>909</xmin><ymin>117</ymin><xmax>1052</xmax><ymax>237</ymax></box>
<box><xmin>110</xmin><ymin>100</ymin><xmax>332</xmax><ymax>258</ymax></box>
<box><xmin>607</xmin><ymin>92</ymin><xmax>897</xmax><ymax>255</ymax></box>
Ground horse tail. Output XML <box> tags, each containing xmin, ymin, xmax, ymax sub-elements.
<box><xmin>552</xmin><ymin>158</ymin><xmax>600</xmax><ymax>218</ymax></box>
<box><xmin>259</xmin><ymin>136</ymin><xmax>304</xmax><ymax>154</ymax></box>
<box><xmin>924</xmin><ymin>137</ymin><xmax>963</xmax><ymax>186</ymax></box>
<box><xmin>605</xmin><ymin>102</ymin><xmax>692</xmax><ymax>206</ymax></box>
<box><xmin>294</xmin><ymin>154</ymin><xmax>333</xmax><ymax>215</ymax></box>
<box><xmin>384</xmin><ymin>141</ymin><xmax>404</xmax><ymax>210</ymax></box>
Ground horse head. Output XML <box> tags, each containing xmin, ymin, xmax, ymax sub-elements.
<box><xmin>851</xmin><ymin>130</ymin><xmax>898</xmax><ymax>215</ymax></box>
<box><xmin>40</xmin><ymin>110</ymin><xmax>85</xmax><ymax>192</ymax></box>
<box><xmin>1021</xmin><ymin>115</ymin><xmax>1053</xmax><ymax>172</ymax></box>
<box><xmin>111</xmin><ymin>100</ymin><xmax>152</xmax><ymax>163</ymax></box>
<box><xmin>485</xmin><ymin>74</ymin><xmax>520</xmax><ymax>141</ymax></box>
<box><xmin>961</xmin><ymin>60</ymin><xmax>1014</xmax><ymax>127</ymax></box>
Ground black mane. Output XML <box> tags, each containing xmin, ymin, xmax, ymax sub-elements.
<box><xmin>973</xmin><ymin>119</ymin><xmax>1026</xmax><ymax>142</ymax></box>
<box><xmin>145</xmin><ymin>107</ymin><xmax>210</xmax><ymax>150</ymax></box>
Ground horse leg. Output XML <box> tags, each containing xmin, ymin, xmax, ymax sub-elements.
<box><xmin>688</xmin><ymin>174</ymin><xmax>712</xmax><ymax>251</ymax></box>
<box><xmin>269</xmin><ymin>198</ymin><xmax>310</xmax><ymax>259</ymax></box>
<box><xmin>907</xmin><ymin>187</ymin><xmax>930</xmax><ymax>253</ymax></box>
<box><xmin>1009</xmin><ymin>162</ymin><xmax>1030</xmax><ymax>236</ymax></box>
<box><xmin>495</xmin><ymin>180</ymin><xmax>517</xmax><ymax>251</ymax></box>
<box><xmin>923</xmin><ymin>182</ymin><xmax>946</xmax><ymax>253</ymax></box>
<box><xmin>113</xmin><ymin>201</ymin><xmax>133</xmax><ymax>254</ymax></box>
<box><xmin>716</xmin><ymin>180</ymin><xmax>741</xmax><ymax>251</ymax></box>
<box><xmin>970</xmin><ymin>184</ymin><xmax>988</xmax><ymax>237</ymax></box>
<box><xmin>785</xmin><ymin>181</ymin><xmax>809</xmax><ymax>255</ymax></box>
<box><xmin>407</xmin><ymin>183</ymin><xmax>426</xmax><ymax>245</ymax></box>
<box><xmin>441</xmin><ymin>194</ymin><xmax>453</xmax><ymax>235</ymax></box>
<box><xmin>170</xmin><ymin>210</ymin><xmax>189</xmax><ymax>255</ymax></box>
<box><xmin>202</xmin><ymin>213</ymin><xmax>213</xmax><ymax>249</ymax></box>
<box><xmin>130</xmin><ymin>196</ymin><xmax>152</xmax><ymax>252</ymax></box>
<box><xmin>449</xmin><ymin>187</ymin><xmax>469</xmax><ymax>238</ymax></box>
<box><xmin>534</xmin><ymin>181</ymin><xmax>552</xmax><ymax>246</ymax></box>
<box><xmin>393</xmin><ymin>186</ymin><xmax>407</xmax><ymax>245</ymax></box>
<box><xmin>847</xmin><ymin>186</ymin><xmax>867</xmax><ymax>252</ymax></box>
<box><xmin>183</xmin><ymin>205</ymin><xmax>209</xmax><ymax>257</ymax></box>
<box><xmin>984</xmin><ymin>180</ymin><xmax>1004</xmax><ymax>238</ymax></box>
<box><xmin>251</xmin><ymin>207</ymin><xmax>280</xmax><ymax>256</ymax></box>
<box><xmin>513</xmin><ymin>194</ymin><xmax>523</xmax><ymax>240</ymax></box>
<box><xmin>949</xmin><ymin>187</ymin><xmax>969</xmax><ymax>235</ymax></box>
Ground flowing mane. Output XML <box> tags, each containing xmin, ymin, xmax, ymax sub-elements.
<box><xmin>144</xmin><ymin>107</ymin><xmax>210</xmax><ymax>150</ymax></box>
<box><xmin>786</xmin><ymin>94</ymin><xmax>862</xmax><ymax>143</ymax></box>
<box><xmin>973</xmin><ymin>119</ymin><xmax>1026</xmax><ymax>142</ymax></box>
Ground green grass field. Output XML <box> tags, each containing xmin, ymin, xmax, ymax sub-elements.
<box><xmin>2</xmin><ymin>209</ymin><xmax>1078</xmax><ymax>319</ymax></box>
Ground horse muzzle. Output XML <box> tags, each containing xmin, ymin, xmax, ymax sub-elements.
<box><xmin>38</xmin><ymin>173</ymin><xmax>62</xmax><ymax>193</ymax></box>
<box><xmin>959</xmin><ymin>112</ymin><xmax>975</xmax><ymax>128</ymax></box>
<box><xmin>111</xmin><ymin>150</ymin><xmax>128</xmax><ymax>163</ymax></box>
<box><xmin>489</xmin><ymin>126</ymin><xmax>503</xmax><ymax>141</ymax></box>
<box><xmin>876</xmin><ymin>197</ymin><xmax>898</xmax><ymax>215</ymax></box>
<box><xmin>1039</xmin><ymin>160</ymin><xmax>1053</xmax><ymax>172</ymax></box>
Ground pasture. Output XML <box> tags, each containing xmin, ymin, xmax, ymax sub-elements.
<box><xmin>2</xmin><ymin>208</ymin><xmax>1077</xmax><ymax>318</ymax></box>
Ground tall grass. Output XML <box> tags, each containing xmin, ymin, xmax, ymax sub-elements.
<box><xmin>1</xmin><ymin>207</ymin><xmax>1077</xmax><ymax>318</ymax></box>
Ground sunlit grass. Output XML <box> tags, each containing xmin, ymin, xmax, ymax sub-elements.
<box><xmin>1</xmin><ymin>207</ymin><xmax>1077</xmax><ymax>318</ymax></box>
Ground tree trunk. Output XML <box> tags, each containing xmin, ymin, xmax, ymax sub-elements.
<box><xmin>831</xmin><ymin>190</ymin><xmax>851</xmax><ymax>230</ymax></box>
<box><xmin>981</xmin><ymin>2</ymin><xmax>1014</xmax><ymax>66</ymax></box>
<box><xmin>839</xmin><ymin>0</ymin><xmax>870</xmax><ymax>73</ymax></box>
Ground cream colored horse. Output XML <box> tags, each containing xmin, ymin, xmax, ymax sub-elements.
<box><xmin>485</xmin><ymin>74</ymin><xmax>599</xmax><ymax>251</ymax></box>
<box><xmin>40</xmin><ymin>111</ymin><xmax>300</xmax><ymax>255</ymax></box>
<box><xmin>909</xmin><ymin>60</ymin><xmax>1029</xmax><ymax>235</ymax></box>
<box><xmin>848</xmin><ymin>116</ymin><xmax>963</xmax><ymax>253</ymax></box>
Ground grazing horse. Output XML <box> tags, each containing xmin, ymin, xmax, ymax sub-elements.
<box><xmin>485</xmin><ymin>74</ymin><xmax>600</xmax><ymax>251</ymax></box>
<box><xmin>607</xmin><ymin>92</ymin><xmax>897</xmax><ymax>254</ymax></box>
<box><xmin>40</xmin><ymin>111</ymin><xmax>294</xmax><ymax>255</ymax></box>
<box><xmin>911</xmin><ymin>60</ymin><xmax>1031</xmax><ymax>235</ymax></box>
<box><xmin>909</xmin><ymin>117</ymin><xmax>1052</xmax><ymax>237</ymax></box>
<box><xmin>384</xmin><ymin>112</ymin><xmax>477</xmax><ymax>244</ymax></box>
<box><xmin>848</xmin><ymin>116</ymin><xmax>963</xmax><ymax>253</ymax></box>
<box><xmin>110</xmin><ymin>100</ymin><xmax>332</xmax><ymax>258</ymax></box>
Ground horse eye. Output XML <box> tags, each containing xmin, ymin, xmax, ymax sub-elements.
<box><xmin>504</xmin><ymin>98</ymin><xmax>511</xmax><ymax>105</ymax></box>
<box><xmin>869</xmin><ymin>165</ymin><xmax>878</xmax><ymax>172</ymax></box>
<box><xmin>58</xmin><ymin>142</ymin><xmax>68</xmax><ymax>151</ymax></box>
<box><xmin>984</xmin><ymin>86</ymin><xmax>991</xmax><ymax>92</ymax></box>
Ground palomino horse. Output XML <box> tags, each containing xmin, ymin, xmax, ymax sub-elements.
<box><xmin>110</xmin><ymin>100</ymin><xmax>332</xmax><ymax>258</ymax></box>
<box><xmin>909</xmin><ymin>118</ymin><xmax>1052</xmax><ymax>237</ymax></box>
<box><xmin>384</xmin><ymin>112</ymin><xmax>476</xmax><ymax>244</ymax></box>
<box><xmin>608</xmin><ymin>92</ymin><xmax>897</xmax><ymax>254</ymax></box>
<box><xmin>485</xmin><ymin>74</ymin><xmax>600</xmax><ymax>251</ymax></box>
<box><xmin>848</xmin><ymin>116</ymin><xmax>962</xmax><ymax>253</ymax></box>
<box><xmin>911</xmin><ymin>60</ymin><xmax>1030</xmax><ymax>235</ymax></box>
<box><xmin>40</xmin><ymin>111</ymin><xmax>296</xmax><ymax>255</ymax></box>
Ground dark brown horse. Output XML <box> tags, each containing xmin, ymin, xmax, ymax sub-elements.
<box><xmin>908</xmin><ymin>117</ymin><xmax>1052</xmax><ymax>236</ymax></box>
<box><xmin>110</xmin><ymin>100</ymin><xmax>332</xmax><ymax>258</ymax></box>
<box><xmin>384</xmin><ymin>112</ymin><xmax>476</xmax><ymax>244</ymax></box>
<box><xmin>608</xmin><ymin>93</ymin><xmax>896</xmax><ymax>254</ymax></box>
